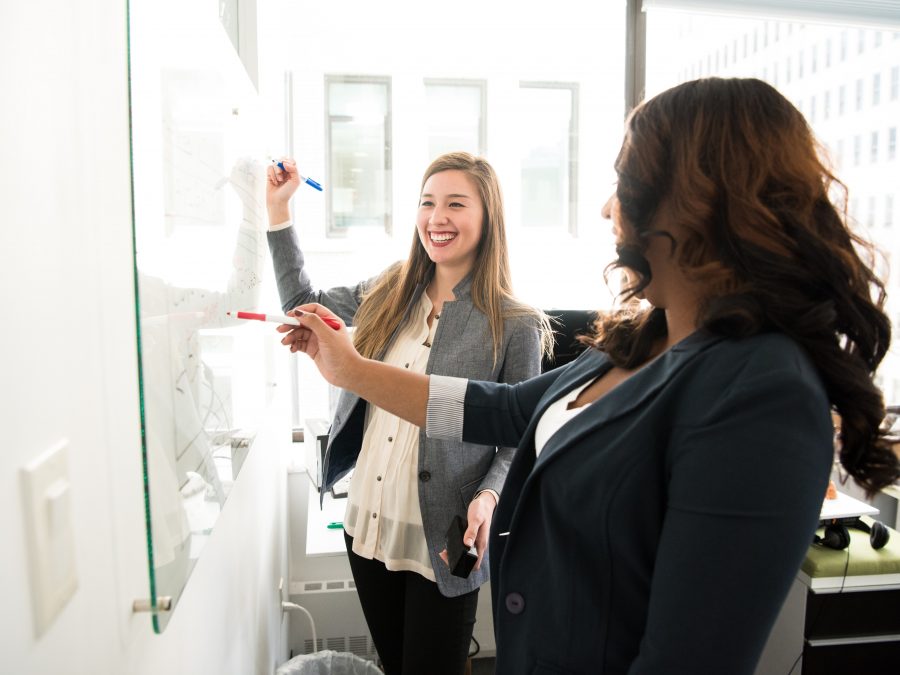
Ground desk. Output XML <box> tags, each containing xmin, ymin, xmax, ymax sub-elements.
<box><xmin>756</xmin><ymin>517</ymin><xmax>900</xmax><ymax>674</ymax></box>
<box><xmin>819</xmin><ymin>490</ymin><xmax>878</xmax><ymax>521</ymax></box>
<box><xmin>795</xmin><ymin>523</ymin><xmax>900</xmax><ymax>674</ymax></box>
<box><xmin>305</xmin><ymin>487</ymin><xmax>348</xmax><ymax>557</ymax></box>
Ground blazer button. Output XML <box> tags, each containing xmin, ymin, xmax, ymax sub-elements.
<box><xmin>505</xmin><ymin>592</ymin><xmax>525</xmax><ymax>614</ymax></box>
<box><xmin>418</xmin><ymin>470</ymin><xmax>431</xmax><ymax>482</ymax></box>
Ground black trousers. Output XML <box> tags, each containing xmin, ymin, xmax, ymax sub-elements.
<box><xmin>344</xmin><ymin>532</ymin><xmax>479</xmax><ymax>675</ymax></box>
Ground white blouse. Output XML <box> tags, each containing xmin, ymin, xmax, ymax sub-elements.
<box><xmin>343</xmin><ymin>293</ymin><xmax>439</xmax><ymax>580</ymax></box>
<box><xmin>533</xmin><ymin>378</ymin><xmax>596</xmax><ymax>457</ymax></box>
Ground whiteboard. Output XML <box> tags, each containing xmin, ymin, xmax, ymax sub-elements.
<box><xmin>128</xmin><ymin>0</ymin><xmax>270</xmax><ymax>633</ymax></box>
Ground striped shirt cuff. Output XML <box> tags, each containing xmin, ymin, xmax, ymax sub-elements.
<box><xmin>268</xmin><ymin>219</ymin><xmax>293</xmax><ymax>232</ymax></box>
<box><xmin>426</xmin><ymin>375</ymin><xmax>468</xmax><ymax>440</ymax></box>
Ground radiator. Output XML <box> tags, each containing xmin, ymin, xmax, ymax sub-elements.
<box><xmin>288</xmin><ymin>579</ymin><xmax>378</xmax><ymax>661</ymax></box>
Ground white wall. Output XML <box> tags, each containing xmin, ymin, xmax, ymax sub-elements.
<box><xmin>0</xmin><ymin>1</ymin><xmax>291</xmax><ymax>673</ymax></box>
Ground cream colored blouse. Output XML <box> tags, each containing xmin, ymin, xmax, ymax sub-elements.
<box><xmin>343</xmin><ymin>293</ymin><xmax>439</xmax><ymax>581</ymax></box>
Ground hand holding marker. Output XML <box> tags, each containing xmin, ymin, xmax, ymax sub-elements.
<box><xmin>272</xmin><ymin>159</ymin><xmax>323</xmax><ymax>191</ymax></box>
<box><xmin>226</xmin><ymin>310</ymin><xmax>341</xmax><ymax>331</ymax></box>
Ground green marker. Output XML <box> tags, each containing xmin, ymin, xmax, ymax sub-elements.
<box><xmin>327</xmin><ymin>521</ymin><xmax>343</xmax><ymax>529</ymax></box>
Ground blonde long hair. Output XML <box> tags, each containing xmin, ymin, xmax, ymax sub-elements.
<box><xmin>353</xmin><ymin>152</ymin><xmax>551</xmax><ymax>363</ymax></box>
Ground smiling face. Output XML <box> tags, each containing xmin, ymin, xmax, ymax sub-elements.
<box><xmin>416</xmin><ymin>169</ymin><xmax>485</xmax><ymax>274</ymax></box>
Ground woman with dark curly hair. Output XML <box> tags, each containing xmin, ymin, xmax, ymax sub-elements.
<box><xmin>279</xmin><ymin>78</ymin><xmax>899</xmax><ymax>674</ymax></box>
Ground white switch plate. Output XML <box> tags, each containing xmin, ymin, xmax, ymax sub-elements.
<box><xmin>21</xmin><ymin>440</ymin><xmax>78</xmax><ymax>637</ymax></box>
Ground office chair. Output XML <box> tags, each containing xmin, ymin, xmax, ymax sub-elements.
<box><xmin>541</xmin><ymin>310</ymin><xmax>597</xmax><ymax>373</ymax></box>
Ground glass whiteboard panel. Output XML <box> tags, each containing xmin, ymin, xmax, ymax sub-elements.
<box><xmin>128</xmin><ymin>0</ymin><xmax>269</xmax><ymax>632</ymax></box>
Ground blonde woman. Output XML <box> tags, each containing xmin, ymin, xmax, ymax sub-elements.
<box><xmin>266</xmin><ymin>152</ymin><xmax>550</xmax><ymax>675</ymax></box>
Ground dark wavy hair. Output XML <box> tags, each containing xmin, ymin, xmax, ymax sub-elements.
<box><xmin>582</xmin><ymin>77</ymin><xmax>898</xmax><ymax>495</ymax></box>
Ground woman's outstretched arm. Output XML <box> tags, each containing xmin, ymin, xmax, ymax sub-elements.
<box><xmin>278</xmin><ymin>302</ymin><xmax>430</xmax><ymax>427</ymax></box>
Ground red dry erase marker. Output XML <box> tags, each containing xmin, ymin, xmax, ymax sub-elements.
<box><xmin>226</xmin><ymin>310</ymin><xmax>341</xmax><ymax>330</ymax></box>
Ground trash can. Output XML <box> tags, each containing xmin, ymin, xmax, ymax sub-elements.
<box><xmin>275</xmin><ymin>649</ymin><xmax>383</xmax><ymax>675</ymax></box>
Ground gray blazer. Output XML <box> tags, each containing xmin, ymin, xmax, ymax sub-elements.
<box><xmin>268</xmin><ymin>226</ymin><xmax>542</xmax><ymax>596</ymax></box>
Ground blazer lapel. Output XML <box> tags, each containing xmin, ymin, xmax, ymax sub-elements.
<box><xmin>491</xmin><ymin>349</ymin><xmax>611</xmax><ymax>535</ymax></box>
<box><xmin>532</xmin><ymin>330</ymin><xmax>723</xmax><ymax>471</ymax></box>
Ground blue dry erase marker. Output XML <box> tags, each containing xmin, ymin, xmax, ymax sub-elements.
<box><xmin>273</xmin><ymin>159</ymin><xmax>323</xmax><ymax>191</ymax></box>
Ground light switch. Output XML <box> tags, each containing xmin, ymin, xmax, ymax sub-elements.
<box><xmin>21</xmin><ymin>440</ymin><xmax>78</xmax><ymax>637</ymax></box>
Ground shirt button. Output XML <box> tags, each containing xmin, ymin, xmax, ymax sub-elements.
<box><xmin>387</xmin><ymin>436</ymin><xmax>393</xmax><ymax>442</ymax></box>
<box><xmin>505</xmin><ymin>592</ymin><xmax>525</xmax><ymax>614</ymax></box>
<box><xmin>372</xmin><ymin>513</ymin><xmax>377</xmax><ymax>519</ymax></box>
<box><xmin>435</xmin><ymin>314</ymin><xmax>440</xmax><ymax>320</ymax></box>
<box><xmin>376</xmin><ymin>475</ymin><xmax>382</xmax><ymax>481</ymax></box>
<box><xmin>404</xmin><ymin>363</ymin><xmax>410</xmax><ymax>368</ymax></box>
<box><xmin>419</xmin><ymin>471</ymin><xmax>431</xmax><ymax>482</ymax></box>
<box><xmin>423</xmin><ymin>341</ymin><xmax>431</xmax><ymax>348</ymax></box>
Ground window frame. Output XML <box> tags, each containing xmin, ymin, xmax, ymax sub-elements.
<box><xmin>323</xmin><ymin>74</ymin><xmax>393</xmax><ymax>237</ymax></box>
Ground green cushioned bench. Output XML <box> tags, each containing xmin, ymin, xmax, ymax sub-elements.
<box><xmin>801</xmin><ymin>517</ymin><xmax>900</xmax><ymax>590</ymax></box>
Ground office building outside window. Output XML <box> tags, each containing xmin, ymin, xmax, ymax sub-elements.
<box><xmin>645</xmin><ymin>10</ymin><xmax>900</xmax><ymax>401</ymax></box>
<box><xmin>325</xmin><ymin>76</ymin><xmax>392</xmax><ymax>236</ymax></box>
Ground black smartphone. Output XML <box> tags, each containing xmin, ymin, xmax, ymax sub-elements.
<box><xmin>446</xmin><ymin>514</ymin><xmax>478</xmax><ymax>578</ymax></box>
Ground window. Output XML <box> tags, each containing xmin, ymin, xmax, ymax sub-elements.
<box><xmin>285</xmin><ymin>0</ymin><xmax>624</xmax><ymax>310</ymax></box>
<box><xmin>423</xmin><ymin>79</ymin><xmax>486</xmax><ymax>159</ymax></box>
<box><xmin>518</xmin><ymin>83</ymin><xmax>579</xmax><ymax>233</ymax></box>
<box><xmin>325</xmin><ymin>76</ymin><xmax>392</xmax><ymax>235</ymax></box>
<box><xmin>645</xmin><ymin>9</ymin><xmax>900</xmax><ymax>414</ymax></box>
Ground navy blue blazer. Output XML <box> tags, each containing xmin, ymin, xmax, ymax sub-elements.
<box><xmin>456</xmin><ymin>331</ymin><xmax>833</xmax><ymax>674</ymax></box>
